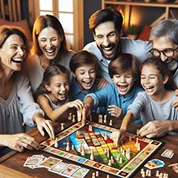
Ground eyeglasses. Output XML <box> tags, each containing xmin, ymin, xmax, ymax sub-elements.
<box><xmin>150</xmin><ymin>47</ymin><xmax>178</xmax><ymax>58</ymax></box>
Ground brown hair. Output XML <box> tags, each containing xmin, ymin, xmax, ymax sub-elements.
<box><xmin>34</xmin><ymin>64</ymin><xmax>69</xmax><ymax>101</ymax></box>
<box><xmin>0</xmin><ymin>25</ymin><xmax>28</xmax><ymax>77</ymax></box>
<box><xmin>109</xmin><ymin>53</ymin><xmax>141</xmax><ymax>80</ymax></box>
<box><xmin>141</xmin><ymin>57</ymin><xmax>176</xmax><ymax>90</ymax></box>
<box><xmin>69</xmin><ymin>50</ymin><xmax>99</xmax><ymax>73</ymax></box>
<box><xmin>31</xmin><ymin>14</ymin><xmax>68</xmax><ymax>56</ymax></box>
<box><xmin>89</xmin><ymin>8</ymin><xmax>123</xmax><ymax>35</ymax></box>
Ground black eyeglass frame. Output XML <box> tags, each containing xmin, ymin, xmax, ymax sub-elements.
<box><xmin>149</xmin><ymin>47</ymin><xmax>178</xmax><ymax>58</ymax></box>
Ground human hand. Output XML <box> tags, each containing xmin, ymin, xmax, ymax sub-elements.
<box><xmin>97</xmin><ymin>78</ymin><xmax>109</xmax><ymax>89</ymax></box>
<box><xmin>110</xmin><ymin>129</ymin><xmax>126</xmax><ymax>146</ymax></box>
<box><xmin>107</xmin><ymin>105</ymin><xmax>122</xmax><ymax>118</ymax></box>
<box><xmin>34</xmin><ymin>113</ymin><xmax>55</xmax><ymax>139</ymax></box>
<box><xmin>137</xmin><ymin>120</ymin><xmax>169</xmax><ymax>138</ymax></box>
<box><xmin>172</xmin><ymin>89</ymin><xmax>178</xmax><ymax>111</ymax></box>
<box><xmin>3</xmin><ymin>133</ymin><xmax>40</xmax><ymax>152</ymax></box>
<box><xmin>68</xmin><ymin>99</ymin><xmax>84</xmax><ymax>110</ymax></box>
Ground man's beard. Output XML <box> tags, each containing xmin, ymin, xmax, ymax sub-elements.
<box><xmin>97</xmin><ymin>41</ymin><xmax>121</xmax><ymax>61</ymax></box>
<box><xmin>165</xmin><ymin>57</ymin><xmax>178</xmax><ymax>71</ymax></box>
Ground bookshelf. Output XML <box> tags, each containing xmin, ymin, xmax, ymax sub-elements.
<box><xmin>102</xmin><ymin>0</ymin><xmax>178</xmax><ymax>33</ymax></box>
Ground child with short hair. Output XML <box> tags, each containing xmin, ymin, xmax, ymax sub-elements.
<box><xmin>84</xmin><ymin>53</ymin><xmax>143</xmax><ymax>124</ymax></box>
<box><xmin>35</xmin><ymin>64</ymin><xmax>84</xmax><ymax>122</ymax></box>
<box><xmin>111</xmin><ymin>57</ymin><xmax>178</xmax><ymax>144</ymax></box>
<box><xmin>70</xmin><ymin>50</ymin><xmax>105</xmax><ymax>113</ymax></box>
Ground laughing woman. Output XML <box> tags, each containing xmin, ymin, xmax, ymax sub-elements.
<box><xmin>0</xmin><ymin>26</ymin><xmax>54</xmax><ymax>156</ymax></box>
<box><xmin>25</xmin><ymin>14</ymin><xmax>75</xmax><ymax>93</ymax></box>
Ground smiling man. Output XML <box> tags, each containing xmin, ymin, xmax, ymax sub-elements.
<box><xmin>84</xmin><ymin>8</ymin><xmax>152</xmax><ymax>83</ymax></box>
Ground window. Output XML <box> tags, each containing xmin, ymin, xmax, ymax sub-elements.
<box><xmin>28</xmin><ymin>0</ymin><xmax>83</xmax><ymax>51</ymax></box>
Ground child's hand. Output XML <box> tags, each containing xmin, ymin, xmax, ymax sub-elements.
<box><xmin>68</xmin><ymin>99</ymin><xmax>83</xmax><ymax>110</ymax></box>
<box><xmin>172</xmin><ymin>89</ymin><xmax>178</xmax><ymax>111</ymax></box>
<box><xmin>110</xmin><ymin>129</ymin><xmax>126</xmax><ymax>146</ymax></box>
<box><xmin>107</xmin><ymin>105</ymin><xmax>122</xmax><ymax>118</ymax></box>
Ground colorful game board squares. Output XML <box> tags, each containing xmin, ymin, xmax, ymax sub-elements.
<box><xmin>84</xmin><ymin>159</ymin><xmax>95</xmax><ymax>166</ymax></box>
<box><xmin>77</xmin><ymin>157</ymin><xmax>87</xmax><ymax>163</ymax></box>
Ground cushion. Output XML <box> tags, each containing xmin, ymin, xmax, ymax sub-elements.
<box><xmin>137</xmin><ymin>25</ymin><xmax>152</xmax><ymax>41</ymax></box>
<box><xmin>0</xmin><ymin>19</ymin><xmax>31</xmax><ymax>40</ymax></box>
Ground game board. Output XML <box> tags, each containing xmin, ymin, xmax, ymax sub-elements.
<box><xmin>41</xmin><ymin>122</ymin><xmax>163</xmax><ymax>178</ymax></box>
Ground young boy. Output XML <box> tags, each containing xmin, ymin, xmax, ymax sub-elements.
<box><xmin>70</xmin><ymin>50</ymin><xmax>105</xmax><ymax>113</ymax></box>
<box><xmin>84</xmin><ymin>53</ymin><xmax>143</xmax><ymax>124</ymax></box>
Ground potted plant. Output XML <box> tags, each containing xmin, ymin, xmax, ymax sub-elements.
<box><xmin>127</xmin><ymin>24</ymin><xmax>138</xmax><ymax>39</ymax></box>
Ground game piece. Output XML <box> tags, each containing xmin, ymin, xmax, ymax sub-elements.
<box><xmin>78</xmin><ymin>143</ymin><xmax>82</xmax><ymax>153</ymax></box>
<box><xmin>88</xmin><ymin>125</ymin><xmax>93</xmax><ymax>131</ymax></box>
<box><xmin>66</xmin><ymin>142</ymin><xmax>70</xmax><ymax>151</ymax></box>
<box><xmin>54</xmin><ymin>138</ymin><xmax>58</xmax><ymax>148</ymax></box>
<box><xmin>90</xmin><ymin>148</ymin><xmax>94</xmax><ymax>161</ymax></box>
<box><xmin>137</xmin><ymin>143</ymin><xmax>141</xmax><ymax>151</ymax></box>
<box><xmin>72</xmin><ymin>115</ymin><xmax>76</xmax><ymax>122</ymax></box>
<box><xmin>126</xmin><ymin>148</ymin><xmax>131</xmax><ymax>160</ymax></box>
<box><xmin>117</xmin><ymin>154</ymin><xmax>120</xmax><ymax>161</ymax></box>
<box><xmin>159</xmin><ymin>173</ymin><xmax>163</xmax><ymax>178</ymax></box>
<box><xmin>111</xmin><ymin>156</ymin><xmax>114</xmax><ymax>164</ymax></box>
<box><xmin>96</xmin><ymin>171</ymin><xmax>99</xmax><ymax>177</ymax></box>
<box><xmin>146</xmin><ymin>169</ymin><xmax>149</xmax><ymax>176</ymax></box>
<box><xmin>141</xmin><ymin>171</ymin><xmax>146</xmax><ymax>177</ymax></box>
<box><xmin>156</xmin><ymin>170</ymin><xmax>160</xmax><ymax>177</ymax></box>
<box><xmin>104</xmin><ymin>132</ymin><xmax>107</xmax><ymax>140</ymax></box>
<box><xmin>104</xmin><ymin>115</ymin><xmax>107</xmax><ymax>123</ymax></box>
<box><xmin>98</xmin><ymin>114</ymin><xmax>103</xmax><ymax>123</ymax></box>
<box><xmin>107</xmin><ymin>175</ymin><xmax>110</xmax><ymax>178</ymax></box>
<box><xmin>61</xmin><ymin>123</ymin><xmax>65</xmax><ymax>130</ymax></box>
<box><xmin>92</xmin><ymin>172</ymin><xmax>96</xmax><ymax>178</ymax></box>
<box><xmin>68</xmin><ymin>113</ymin><xmax>72</xmax><ymax>120</ymax></box>
<box><xmin>109</xmin><ymin>119</ymin><xmax>112</xmax><ymax>126</ymax></box>
<box><xmin>140</xmin><ymin>168</ymin><xmax>145</xmax><ymax>174</ymax></box>
<box><xmin>81</xmin><ymin>146</ymin><xmax>85</xmax><ymax>156</ymax></box>
<box><xmin>119</xmin><ymin>157</ymin><xmax>122</xmax><ymax>164</ymax></box>
<box><xmin>71</xmin><ymin>145</ymin><xmax>74</xmax><ymax>150</ymax></box>
<box><xmin>108</xmin><ymin>159</ymin><xmax>112</xmax><ymax>166</ymax></box>
<box><xmin>163</xmin><ymin>173</ymin><xmax>168</xmax><ymax>178</ymax></box>
<box><xmin>148</xmin><ymin>170</ymin><xmax>151</xmax><ymax>177</ymax></box>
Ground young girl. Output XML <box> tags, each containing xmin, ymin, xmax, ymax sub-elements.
<box><xmin>111</xmin><ymin>57</ymin><xmax>178</xmax><ymax>144</ymax></box>
<box><xmin>35</xmin><ymin>64</ymin><xmax>83</xmax><ymax>122</ymax></box>
<box><xmin>84</xmin><ymin>53</ymin><xmax>143</xmax><ymax>124</ymax></box>
<box><xmin>70</xmin><ymin>50</ymin><xmax>105</xmax><ymax>113</ymax></box>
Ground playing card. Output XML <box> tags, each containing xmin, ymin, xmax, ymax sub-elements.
<box><xmin>60</xmin><ymin>164</ymin><xmax>80</xmax><ymax>177</ymax></box>
<box><xmin>144</xmin><ymin>159</ymin><xmax>165</xmax><ymax>169</ymax></box>
<box><xmin>161</xmin><ymin>149</ymin><xmax>174</xmax><ymax>158</ymax></box>
<box><xmin>38</xmin><ymin>156</ymin><xmax>62</xmax><ymax>169</ymax></box>
<box><xmin>71</xmin><ymin>167</ymin><xmax>89</xmax><ymax>178</ymax></box>
<box><xmin>23</xmin><ymin>155</ymin><xmax>45</xmax><ymax>169</ymax></box>
<box><xmin>49</xmin><ymin>162</ymin><xmax>69</xmax><ymax>175</ymax></box>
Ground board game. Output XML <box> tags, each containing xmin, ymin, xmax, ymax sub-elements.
<box><xmin>41</xmin><ymin>121</ymin><xmax>163</xmax><ymax>178</ymax></box>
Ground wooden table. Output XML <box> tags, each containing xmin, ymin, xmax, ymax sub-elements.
<box><xmin>0</xmin><ymin>113</ymin><xmax>178</xmax><ymax>178</ymax></box>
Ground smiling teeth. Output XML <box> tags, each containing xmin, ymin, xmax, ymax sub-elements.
<box><xmin>46</xmin><ymin>49</ymin><xmax>55</xmax><ymax>53</ymax></box>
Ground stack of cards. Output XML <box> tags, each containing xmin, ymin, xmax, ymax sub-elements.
<box><xmin>144</xmin><ymin>159</ymin><xmax>165</xmax><ymax>169</ymax></box>
<box><xmin>23</xmin><ymin>155</ymin><xmax>89</xmax><ymax>178</ymax></box>
<box><xmin>161</xmin><ymin>149</ymin><xmax>174</xmax><ymax>158</ymax></box>
<box><xmin>23</xmin><ymin>155</ymin><xmax>46</xmax><ymax>169</ymax></box>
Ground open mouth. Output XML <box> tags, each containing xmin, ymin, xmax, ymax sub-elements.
<box><xmin>45</xmin><ymin>48</ymin><xmax>56</xmax><ymax>55</ymax></box>
<box><xmin>144</xmin><ymin>85</ymin><xmax>154</xmax><ymax>92</ymax></box>
<box><xmin>116</xmin><ymin>84</ymin><xmax>128</xmax><ymax>92</ymax></box>
<box><xmin>11</xmin><ymin>58</ymin><xmax>23</xmax><ymax>63</ymax></box>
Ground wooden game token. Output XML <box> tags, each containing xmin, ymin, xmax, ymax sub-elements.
<box><xmin>108</xmin><ymin>159</ymin><xmax>112</xmax><ymax>166</ymax></box>
<box><xmin>98</xmin><ymin>114</ymin><xmax>103</xmax><ymax>123</ymax></box>
<box><xmin>54</xmin><ymin>138</ymin><xmax>58</xmax><ymax>148</ymax></box>
<box><xmin>88</xmin><ymin>125</ymin><xmax>93</xmax><ymax>131</ymax></box>
<box><xmin>71</xmin><ymin>145</ymin><xmax>74</xmax><ymax>150</ymax></box>
<box><xmin>90</xmin><ymin>148</ymin><xmax>94</xmax><ymax>160</ymax></box>
<box><xmin>119</xmin><ymin>157</ymin><xmax>122</xmax><ymax>164</ymax></box>
<box><xmin>106</xmin><ymin>174</ymin><xmax>110</xmax><ymax>178</ymax></box>
<box><xmin>96</xmin><ymin>171</ymin><xmax>99</xmax><ymax>177</ymax></box>
<box><xmin>68</xmin><ymin>113</ymin><xmax>72</xmax><ymax>120</ymax></box>
<box><xmin>61</xmin><ymin>123</ymin><xmax>65</xmax><ymax>130</ymax></box>
<box><xmin>111</xmin><ymin>156</ymin><xmax>114</xmax><ymax>164</ymax></box>
<box><xmin>159</xmin><ymin>173</ymin><xmax>163</xmax><ymax>178</ymax></box>
<box><xmin>66</xmin><ymin>142</ymin><xmax>70</xmax><ymax>151</ymax></box>
<box><xmin>104</xmin><ymin>115</ymin><xmax>107</xmax><ymax>123</ymax></box>
<box><xmin>92</xmin><ymin>172</ymin><xmax>96</xmax><ymax>178</ymax></box>
<box><xmin>81</xmin><ymin>146</ymin><xmax>85</xmax><ymax>156</ymax></box>
<box><xmin>109</xmin><ymin>119</ymin><xmax>112</xmax><ymax>126</ymax></box>
<box><xmin>72</xmin><ymin>115</ymin><xmax>76</xmax><ymax>122</ymax></box>
<box><xmin>156</xmin><ymin>170</ymin><xmax>160</xmax><ymax>177</ymax></box>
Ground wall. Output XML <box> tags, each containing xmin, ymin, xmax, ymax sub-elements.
<box><xmin>84</xmin><ymin>0</ymin><xmax>101</xmax><ymax>46</ymax></box>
